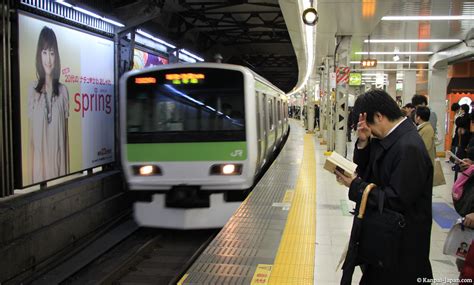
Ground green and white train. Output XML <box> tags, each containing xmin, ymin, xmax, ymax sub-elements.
<box><xmin>120</xmin><ymin>63</ymin><xmax>289</xmax><ymax>229</ymax></box>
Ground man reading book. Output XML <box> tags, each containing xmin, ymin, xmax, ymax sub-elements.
<box><xmin>335</xmin><ymin>89</ymin><xmax>433</xmax><ymax>284</ymax></box>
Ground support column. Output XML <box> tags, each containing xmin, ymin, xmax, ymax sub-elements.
<box><xmin>402</xmin><ymin>70</ymin><xmax>416</xmax><ymax>105</ymax></box>
<box><xmin>428</xmin><ymin>67</ymin><xmax>448</xmax><ymax>155</ymax></box>
<box><xmin>334</xmin><ymin>36</ymin><xmax>351</xmax><ymax>157</ymax></box>
<box><xmin>387</xmin><ymin>71</ymin><xmax>397</xmax><ymax>99</ymax></box>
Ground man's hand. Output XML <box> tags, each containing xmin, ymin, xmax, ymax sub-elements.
<box><xmin>335</xmin><ymin>170</ymin><xmax>355</xmax><ymax>187</ymax></box>
<box><xmin>464</xmin><ymin>213</ymin><xmax>474</xmax><ymax>228</ymax></box>
<box><xmin>357</xmin><ymin>113</ymin><xmax>371</xmax><ymax>149</ymax></box>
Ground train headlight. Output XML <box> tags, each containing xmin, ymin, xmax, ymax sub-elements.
<box><xmin>210</xmin><ymin>164</ymin><xmax>242</xmax><ymax>175</ymax></box>
<box><xmin>132</xmin><ymin>165</ymin><xmax>162</xmax><ymax>176</ymax></box>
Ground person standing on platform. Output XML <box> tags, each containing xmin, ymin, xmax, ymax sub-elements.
<box><xmin>416</xmin><ymin>106</ymin><xmax>436</xmax><ymax>165</ymax></box>
<box><xmin>314</xmin><ymin>104</ymin><xmax>320</xmax><ymax>130</ymax></box>
<box><xmin>335</xmin><ymin>89</ymin><xmax>433</xmax><ymax>284</ymax></box>
<box><xmin>411</xmin><ymin>94</ymin><xmax>437</xmax><ymax>135</ymax></box>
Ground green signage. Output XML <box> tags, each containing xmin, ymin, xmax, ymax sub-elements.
<box><xmin>349</xmin><ymin>73</ymin><xmax>362</xmax><ymax>86</ymax></box>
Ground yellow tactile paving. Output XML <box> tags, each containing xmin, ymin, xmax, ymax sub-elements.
<box><xmin>268</xmin><ymin>134</ymin><xmax>317</xmax><ymax>284</ymax></box>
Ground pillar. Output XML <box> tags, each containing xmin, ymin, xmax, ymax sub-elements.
<box><xmin>402</xmin><ymin>70</ymin><xmax>416</xmax><ymax>105</ymax></box>
<box><xmin>428</xmin><ymin>67</ymin><xmax>448</xmax><ymax>154</ymax></box>
<box><xmin>387</xmin><ymin>71</ymin><xmax>397</xmax><ymax>99</ymax></box>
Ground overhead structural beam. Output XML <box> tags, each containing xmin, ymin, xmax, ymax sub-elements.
<box><xmin>430</xmin><ymin>39</ymin><xmax>474</xmax><ymax>69</ymax></box>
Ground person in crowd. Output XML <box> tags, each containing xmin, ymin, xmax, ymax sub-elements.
<box><xmin>335</xmin><ymin>89</ymin><xmax>433</xmax><ymax>284</ymax></box>
<box><xmin>452</xmin><ymin>142</ymin><xmax>474</xmax><ymax>282</ymax></box>
<box><xmin>314</xmin><ymin>104</ymin><xmax>320</xmax><ymax>130</ymax></box>
<box><xmin>402</xmin><ymin>103</ymin><xmax>415</xmax><ymax>118</ymax></box>
<box><xmin>450</xmin><ymin>103</ymin><xmax>461</xmax><ymax>159</ymax></box>
<box><xmin>415</xmin><ymin>106</ymin><xmax>436</xmax><ymax>165</ymax></box>
<box><xmin>455</xmin><ymin>104</ymin><xmax>471</xmax><ymax>159</ymax></box>
<box><xmin>347</xmin><ymin>107</ymin><xmax>354</xmax><ymax>142</ymax></box>
<box><xmin>411</xmin><ymin>94</ymin><xmax>438</xmax><ymax>134</ymax></box>
<box><xmin>29</xmin><ymin>26</ymin><xmax>69</xmax><ymax>183</ymax></box>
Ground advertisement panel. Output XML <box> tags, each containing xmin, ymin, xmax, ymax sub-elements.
<box><xmin>18</xmin><ymin>13</ymin><xmax>115</xmax><ymax>187</ymax></box>
<box><xmin>133</xmin><ymin>49</ymin><xmax>168</xmax><ymax>70</ymax></box>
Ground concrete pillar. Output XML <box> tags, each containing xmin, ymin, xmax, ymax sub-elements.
<box><xmin>428</xmin><ymin>67</ymin><xmax>448</xmax><ymax>154</ymax></box>
<box><xmin>402</xmin><ymin>70</ymin><xmax>416</xmax><ymax>105</ymax></box>
<box><xmin>387</xmin><ymin>71</ymin><xmax>397</xmax><ymax>99</ymax></box>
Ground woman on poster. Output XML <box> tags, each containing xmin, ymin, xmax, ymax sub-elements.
<box><xmin>28</xmin><ymin>26</ymin><xmax>69</xmax><ymax>183</ymax></box>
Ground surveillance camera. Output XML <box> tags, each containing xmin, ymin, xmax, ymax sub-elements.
<box><xmin>318</xmin><ymin>66</ymin><xmax>325</xmax><ymax>72</ymax></box>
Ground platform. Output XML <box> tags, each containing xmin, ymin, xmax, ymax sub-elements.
<box><xmin>179</xmin><ymin>120</ymin><xmax>461</xmax><ymax>284</ymax></box>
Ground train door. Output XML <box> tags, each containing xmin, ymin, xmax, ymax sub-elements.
<box><xmin>262</xmin><ymin>93</ymin><xmax>269</xmax><ymax>158</ymax></box>
<box><xmin>256</xmin><ymin>92</ymin><xmax>265</xmax><ymax>167</ymax></box>
<box><xmin>268</xmin><ymin>97</ymin><xmax>275</xmax><ymax>151</ymax></box>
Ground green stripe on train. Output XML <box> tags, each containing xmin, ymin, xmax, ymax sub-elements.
<box><xmin>127</xmin><ymin>142</ymin><xmax>247</xmax><ymax>162</ymax></box>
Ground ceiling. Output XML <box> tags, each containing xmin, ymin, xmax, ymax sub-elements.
<box><xmin>51</xmin><ymin>0</ymin><xmax>473</xmax><ymax>92</ymax></box>
<box><xmin>65</xmin><ymin>0</ymin><xmax>298</xmax><ymax>92</ymax></box>
<box><xmin>316</xmin><ymin>0</ymin><xmax>474</xmax><ymax>71</ymax></box>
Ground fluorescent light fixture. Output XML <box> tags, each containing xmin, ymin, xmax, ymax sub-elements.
<box><xmin>56</xmin><ymin>0</ymin><xmax>73</xmax><ymax>7</ymax></box>
<box><xmin>102</xmin><ymin>17</ymin><xmax>125</xmax><ymax>27</ymax></box>
<box><xmin>137</xmin><ymin>29</ymin><xmax>176</xmax><ymax>49</ymax></box>
<box><xmin>356</xmin><ymin>51</ymin><xmax>433</xmax><ymax>55</ymax></box>
<box><xmin>382</xmin><ymin>15</ymin><xmax>474</xmax><ymax>21</ymax></box>
<box><xmin>351</xmin><ymin>61</ymin><xmax>429</xmax><ymax>64</ymax></box>
<box><xmin>73</xmin><ymin>6</ymin><xmax>102</xmax><ymax>19</ymax></box>
<box><xmin>365</xmin><ymin>39</ymin><xmax>461</xmax><ymax>43</ymax></box>
<box><xmin>287</xmin><ymin>1</ymin><xmax>315</xmax><ymax>96</ymax></box>
<box><xmin>180</xmin><ymin>49</ymin><xmax>204</xmax><ymax>62</ymax></box>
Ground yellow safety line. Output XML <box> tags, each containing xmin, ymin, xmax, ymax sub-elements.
<box><xmin>268</xmin><ymin>134</ymin><xmax>317</xmax><ymax>284</ymax></box>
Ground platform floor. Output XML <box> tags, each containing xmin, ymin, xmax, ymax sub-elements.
<box><xmin>180</xmin><ymin>120</ymin><xmax>461</xmax><ymax>284</ymax></box>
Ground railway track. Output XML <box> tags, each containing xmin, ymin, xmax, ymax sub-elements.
<box><xmin>62</xmin><ymin>227</ymin><xmax>218</xmax><ymax>285</ymax></box>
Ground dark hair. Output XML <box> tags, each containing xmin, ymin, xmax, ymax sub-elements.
<box><xmin>451</xmin><ymin>102</ymin><xmax>460</xmax><ymax>111</ymax></box>
<box><xmin>403</xmin><ymin>103</ymin><xmax>414</xmax><ymax>109</ymax></box>
<box><xmin>353</xmin><ymin>89</ymin><xmax>403</xmax><ymax>124</ymax></box>
<box><xmin>411</xmin><ymin>94</ymin><xmax>428</xmax><ymax>106</ymax></box>
<box><xmin>461</xmin><ymin>104</ymin><xmax>470</xmax><ymax>114</ymax></box>
<box><xmin>34</xmin><ymin>26</ymin><xmax>61</xmax><ymax>96</ymax></box>
<box><xmin>415</xmin><ymin>106</ymin><xmax>431</xmax><ymax>122</ymax></box>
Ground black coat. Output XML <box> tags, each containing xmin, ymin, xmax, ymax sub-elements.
<box><xmin>349</xmin><ymin>118</ymin><xmax>433</xmax><ymax>284</ymax></box>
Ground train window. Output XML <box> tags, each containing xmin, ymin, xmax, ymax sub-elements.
<box><xmin>126</xmin><ymin>68</ymin><xmax>245</xmax><ymax>143</ymax></box>
<box><xmin>277</xmin><ymin>100</ymin><xmax>281</xmax><ymax>122</ymax></box>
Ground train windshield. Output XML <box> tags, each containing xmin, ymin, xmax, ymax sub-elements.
<box><xmin>126</xmin><ymin>68</ymin><xmax>245</xmax><ymax>143</ymax></box>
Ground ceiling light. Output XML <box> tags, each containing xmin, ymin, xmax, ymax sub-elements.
<box><xmin>356</xmin><ymin>51</ymin><xmax>433</xmax><ymax>55</ymax></box>
<box><xmin>102</xmin><ymin>17</ymin><xmax>125</xmax><ymax>27</ymax></box>
<box><xmin>137</xmin><ymin>29</ymin><xmax>176</xmax><ymax>49</ymax></box>
<box><xmin>302</xmin><ymin>7</ymin><xmax>319</xmax><ymax>26</ymax></box>
<box><xmin>72</xmin><ymin>6</ymin><xmax>101</xmax><ymax>18</ymax></box>
<box><xmin>351</xmin><ymin>61</ymin><xmax>430</xmax><ymax>64</ymax></box>
<box><xmin>365</xmin><ymin>39</ymin><xmax>462</xmax><ymax>43</ymax></box>
<box><xmin>180</xmin><ymin>49</ymin><xmax>204</xmax><ymax>62</ymax></box>
<box><xmin>56</xmin><ymin>0</ymin><xmax>73</xmax><ymax>7</ymax></box>
<box><xmin>382</xmin><ymin>15</ymin><xmax>474</xmax><ymax>21</ymax></box>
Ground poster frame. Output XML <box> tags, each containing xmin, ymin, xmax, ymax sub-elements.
<box><xmin>12</xmin><ymin>10</ymin><xmax>116</xmax><ymax>188</ymax></box>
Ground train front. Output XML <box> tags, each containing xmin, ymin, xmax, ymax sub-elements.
<box><xmin>121</xmin><ymin>65</ymin><xmax>253</xmax><ymax>229</ymax></box>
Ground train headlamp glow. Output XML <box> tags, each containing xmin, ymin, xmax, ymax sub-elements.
<box><xmin>139</xmin><ymin>165</ymin><xmax>154</xmax><ymax>175</ymax></box>
<box><xmin>132</xmin><ymin>165</ymin><xmax>162</xmax><ymax>176</ymax></box>
<box><xmin>210</xmin><ymin>164</ymin><xmax>243</xmax><ymax>175</ymax></box>
<box><xmin>222</xmin><ymin>164</ymin><xmax>235</xmax><ymax>175</ymax></box>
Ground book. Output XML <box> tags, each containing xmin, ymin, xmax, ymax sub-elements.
<box><xmin>323</xmin><ymin>151</ymin><xmax>358</xmax><ymax>178</ymax></box>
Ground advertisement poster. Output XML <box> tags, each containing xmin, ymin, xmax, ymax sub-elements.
<box><xmin>18</xmin><ymin>13</ymin><xmax>115</xmax><ymax>187</ymax></box>
<box><xmin>132</xmin><ymin>49</ymin><xmax>168</xmax><ymax>70</ymax></box>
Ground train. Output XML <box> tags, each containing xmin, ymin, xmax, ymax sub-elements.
<box><xmin>120</xmin><ymin>63</ymin><xmax>289</xmax><ymax>229</ymax></box>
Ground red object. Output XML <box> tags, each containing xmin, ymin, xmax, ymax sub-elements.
<box><xmin>460</xmin><ymin>240</ymin><xmax>474</xmax><ymax>283</ymax></box>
